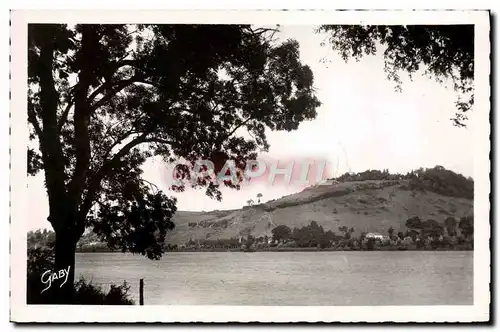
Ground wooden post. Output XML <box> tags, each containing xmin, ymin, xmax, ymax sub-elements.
<box><xmin>139</xmin><ymin>278</ymin><xmax>144</xmax><ymax>305</ymax></box>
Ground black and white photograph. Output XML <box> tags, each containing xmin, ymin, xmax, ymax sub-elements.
<box><xmin>9</xmin><ymin>9</ymin><xmax>490</xmax><ymax>323</ymax></box>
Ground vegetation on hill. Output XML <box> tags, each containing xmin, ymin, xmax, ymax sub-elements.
<box><xmin>28</xmin><ymin>166</ymin><xmax>473</xmax><ymax>253</ymax></box>
<box><xmin>29</xmin><ymin>213</ymin><xmax>473</xmax><ymax>253</ymax></box>
<box><xmin>173</xmin><ymin>214</ymin><xmax>473</xmax><ymax>251</ymax></box>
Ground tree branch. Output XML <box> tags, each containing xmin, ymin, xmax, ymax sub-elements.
<box><xmin>89</xmin><ymin>75</ymin><xmax>160</xmax><ymax>112</ymax></box>
<box><xmin>143</xmin><ymin>137</ymin><xmax>177</xmax><ymax>145</ymax></box>
<box><xmin>116</xmin><ymin>58</ymin><xmax>138</xmax><ymax>69</ymax></box>
<box><xmin>141</xmin><ymin>179</ymin><xmax>160</xmax><ymax>193</ymax></box>
<box><xmin>100</xmin><ymin>129</ymin><xmax>139</xmax><ymax>164</ymax></box>
<box><xmin>77</xmin><ymin>133</ymin><xmax>148</xmax><ymax>221</ymax></box>
<box><xmin>86</xmin><ymin>58</ymin><xmax>139</xmax><ymax>101</ymax></box>
<box><xmin>88</xmin><ymin>78</ymin><xmax>135</xmax><ymax>105</ymax></box>
<box><xmin>57</xmin><ymin>98</ymin><xmax>74</xmax><ymax>132</ymax></box>
<box><xmin>35</xmin><ymin>31</ymin><xmax>69</xmax><ymax>231</ymax></box>
<box><xmin>227</xmin><ymin>117</ymin><xmax>253</xmax><ymax>140</ymax></box>
<box><xmin>99</xmin><ymin>114</ymin><xmax>149</xmax><ymax>163</ymax></box>
<box><xmin>27</xmin><ymin>106</ymin><xmax>42</xmax><ymax>138</ymax></box>
<box><xmin>78</xmin><ymin>133</ymin><xmax>178</xmax><ymax>223</ymax></box>
<box><xmin>67</xmin><ymin>26</ymin><xmax>98</xmax><ymax>208</ymax></box>
<box><xmin>208</xmin><ymin>116</ymin><xmax>253</xmax><ymax>154</ymax></box>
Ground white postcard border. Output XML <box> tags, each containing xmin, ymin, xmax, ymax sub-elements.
<box><xmin>10</xmin><ymin>9</ymin><xmax>490</xmax><ymax>323</ymax></box>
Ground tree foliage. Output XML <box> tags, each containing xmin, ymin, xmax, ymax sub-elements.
<box><xmin>331</xmin><ymin>166</ymin><xmax>473</xmax><ymax>200</ymax></box>
<box><xmin>27</xmin><ymin>24</ymin><xmax>321</xmax><ymax>250</ymax></box>
<box><xmin>271</xmin><ymin>224</ymin><xmax>292</xmax><ymax>243</ymax></box>
<box><xmin>405</xmin><ymin>216</ymin><xmax>423</xmax><ymax>230</ymax></box>
<box><xmin>444</xmin><ymin>216</ymin><xmax>458</xmax><ymax>237</ymax></box>
<box><xmin>338</xmin><ymin>225</ymin><xmax>355</xmax><ymax>239</ymax></box>
<box><xmin>408</xmin><ymin>166</ymin><xmax>474</xmax><ymax>200</ymax></box>
<box><xmin>458</xmin><ymin>215</ymin><xmax>474</xmax><ymax>239</ymax></box>
<box><xmin>317</xmin><ymin>25</ymin><xmax>474</xmax><ymax>127</ymax></box>
<box><xmin>27</xmin><ymin>229</ymin><xmax>56</xmax><ymax>249</ymax></box>
<box><xmin>287</xmin><ymin>221</ymin><xmax>337</xmax><ymax>248</ymax></box>
<box><xmin>387</xmin><ymin>226</ymin><xmax>395</xmax><ymax>238</ymax></box>
<box><xmin>334</xmin><ymin>169</ymin><xmax>404</xmax><ymax>182</ymax></box>
<box><xmin>420</xmin><ymin>219</ymin><xmax>445</xmax><ymax>240</ymax></box>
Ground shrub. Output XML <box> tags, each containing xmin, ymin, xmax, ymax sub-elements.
<box><xmin>408</xmin><ymin>166</ymin><xmax>473</xmax><ymax>199</ymax></box>
<box><xmin>73</xmin><ymin>277</ymin><xmax>134</xmax><ymax>305</ymax></box>
<box><xmin>365</xmin><ymin>238</ymin><xmax>375</xmax><ymax>250</ymax></box>
<box><xmin>27</xmin><ymin>245</ymin><xmax>55</xmax><ymax>304</ymax></box>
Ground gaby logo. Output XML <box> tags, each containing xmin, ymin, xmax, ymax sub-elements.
<box><xmin>40</xmin><ymin>266</ymin><xmax>71</xmax><ymax>294</ymax></box>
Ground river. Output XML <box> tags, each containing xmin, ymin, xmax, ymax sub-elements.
<box><xmin>75</xmin><ymin>251</ymin><xmax>473</xmax><ymax>305</ymax></box>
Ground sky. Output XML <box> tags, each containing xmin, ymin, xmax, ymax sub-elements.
<box><xmin>27</xmin><ymin>25</ymin><xmax>475</xmax><ymax>231</ymax></box>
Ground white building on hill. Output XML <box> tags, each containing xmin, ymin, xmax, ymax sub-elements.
<box><xmin>365</xmin><ymin>233</ymin><xmax>384</xmax><ymax>240</ymax></box>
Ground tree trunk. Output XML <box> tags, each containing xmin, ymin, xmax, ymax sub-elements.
<box><xmin>53</xmin><ymin>229</ymin><xmax>77</xmax><ymax>304</ymax></box>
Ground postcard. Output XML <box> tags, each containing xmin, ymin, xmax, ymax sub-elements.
<box><xmin>10</xmin><ymin>9</ymin><xmax>490</xmax><ymax>323</ymax></box>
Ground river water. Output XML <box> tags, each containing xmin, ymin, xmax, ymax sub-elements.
<box><xmin>75</xmin><ymin>251</ymin><xmax>473</xmax><ymax>305</ymax></box>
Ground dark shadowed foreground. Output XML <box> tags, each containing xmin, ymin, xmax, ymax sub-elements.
<box><xmin>76</xmin><ymin>251</ymin><xmax>472</xmax><ymax>305</ymax></box>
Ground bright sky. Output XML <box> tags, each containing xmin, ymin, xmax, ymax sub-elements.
<box><xmin>27</xmin><ymin>26</ymin><xmax>475</xmax><ymax>231</ymax></box>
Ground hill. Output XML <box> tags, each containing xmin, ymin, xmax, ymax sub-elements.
<box><xmin>28</xmin><ymin>166</ymin><xmax>474</xmax><ymax>250</ymax></box>
<box><xmin>165</xmin><ymin>176</ymin><xmax>473</xmax><ymax>245</ymax></box>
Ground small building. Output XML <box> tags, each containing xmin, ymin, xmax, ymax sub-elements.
<box><xmin>365</xmin><ymin>232</ymin><xmax>384</xmax><ymax>240</ymax></box>
<box><xmin>380</xmin><ymin>235</ymin><xmax>391</xmax><ymax>244</ymax></box>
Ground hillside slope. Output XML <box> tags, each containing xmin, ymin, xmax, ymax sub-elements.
<box><xmin>165</xmin><ymin>180</ymin><xmax>473</xmax><ymax>245</ymax></box>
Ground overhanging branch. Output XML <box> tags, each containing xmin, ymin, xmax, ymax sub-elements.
<box><xmin>88</xmin><ymin>78</ymin><xmax>137</xmax><ymax>108</ymax></box>
<box><xmin>141</xmin><ymin>179</ymin><xmax>160</xmax><ymax>194</ymax></box>
<box><xmin>78</xmin><ymin>133</ymin><xmax>177</xmax><ymax>224</ymax></box>
<box><xmin>88</xmin><ymin>75</ymin><xmax>160</xmax><ymax>112</ymax></box>
<box><xmin>228</xmin><ymin>117</ymin><xmax>252</xmax><ymax>138</ymax></box>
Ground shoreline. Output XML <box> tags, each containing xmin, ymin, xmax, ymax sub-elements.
<box><xmin>76</xmin><ymin>247</ymin><xmax>473</xmax><ymax>253</ymax></box>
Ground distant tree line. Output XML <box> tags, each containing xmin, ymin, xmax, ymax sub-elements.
<box><xmin>29</xmin><ymin>210</ymin><xmax>474</xmax><ymax>252</ymax></box>
<box><xmin>183</xmin><ymin>235</ymin><xmax>270</xmax><ymax>251</ymax></box>
<box><xmin>27</xmin><ymin>229</ymin><xmax>55</xmax><ymax>249</ymax></box>
<box><xmin>174</xmin><ymin>212</ymin><xmax>473</xmax><ymax>252</ymax></box>
<box><xmin>273</xmin><ymin>221</ymin><xmax>338</xmax><ymax>249</ymax></box>
<box><xmin>186</xmin><ymin>237</ymin><xmax>240</xmax><ymax>249</ymax></box>
<box><xmin>331</xmin><ymin>166</ymin><xmax>473</xmax><ymax>200</ymax></box>
<box><xmin>27</xmin><ymin>229</ymin><xmax>112</xmax><ymax>252</ymax></box>
<box><xmin>265</xmin><ymin>214</ymin><xmax>473</xmax><ymax>251</ymax></box>
<box><xmin>334</xmin><ymin>169</ymin><xmax>404</xmax><ymax>182</ymax></box>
